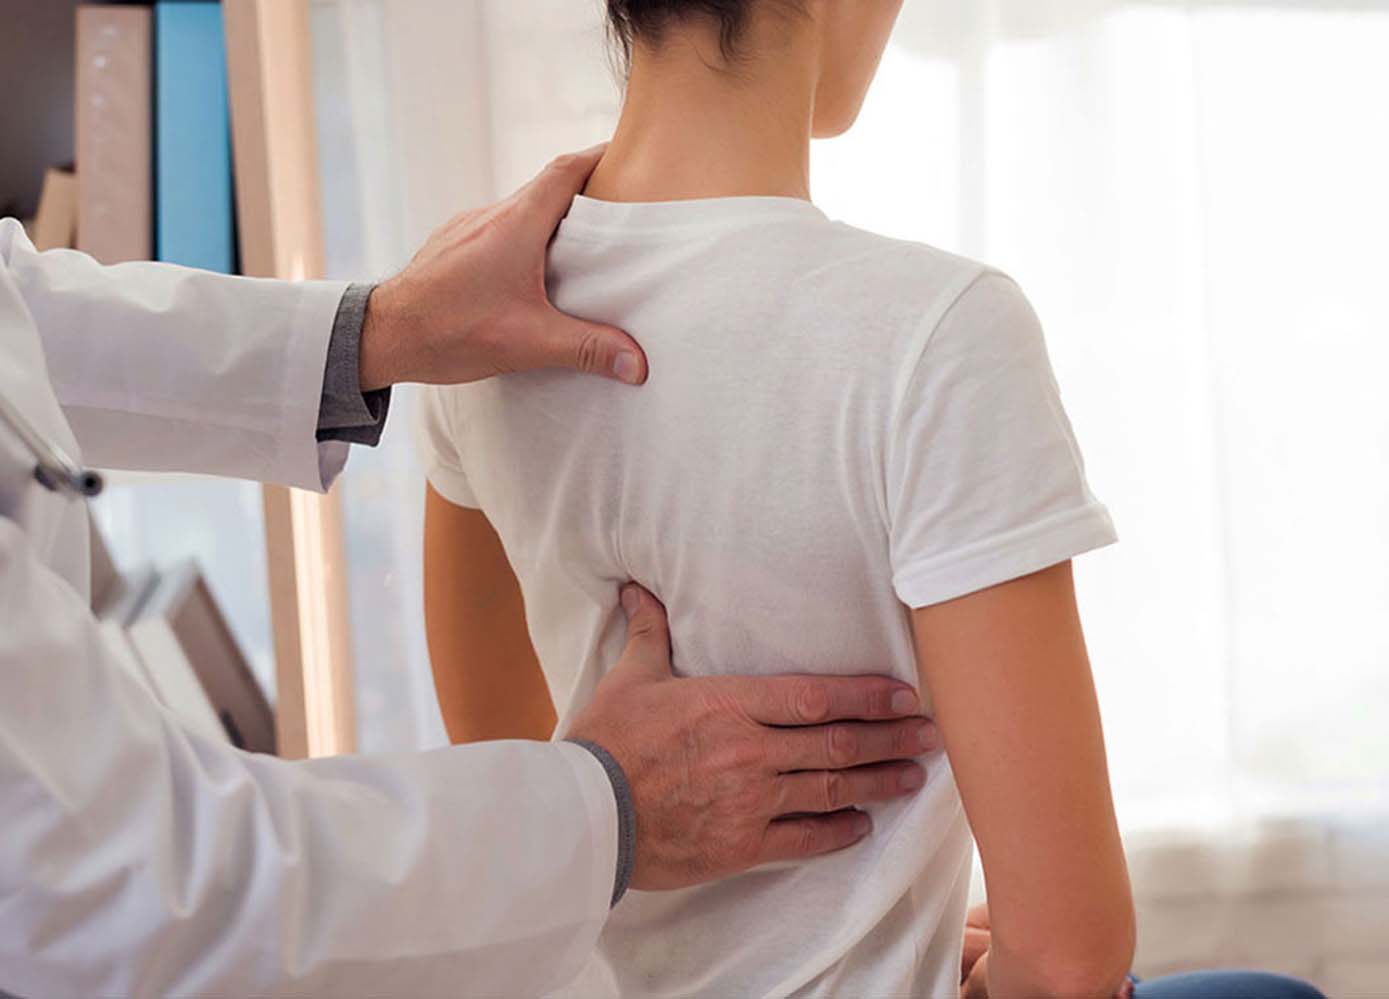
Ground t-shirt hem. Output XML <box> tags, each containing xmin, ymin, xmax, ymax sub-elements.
<box><xmin>893</xmin><ymin>502</ymin><xmax>1118</xmax><ymax>608</ymax></box>
<box><xmin>425</xmin><ymin>465</ymin><xmax>482</xmax><ymax>510</ymax></box>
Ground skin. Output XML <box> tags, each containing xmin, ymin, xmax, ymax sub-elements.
<box><xmin>423</xmin><ymin>1</ymin><xmax>1135</xmax><ymax>986</ymax></box>
<box><xmin>916</xmin><ymin>565</ymin><xmax>1134</xmax><ymax>997</ymax></box>
<box><xmin>964</xmin><ymin>904</ymin><xmax>1136</xmax><ymax>999</ymax></box>
<box><xmin>423</xmin><ymin>484</ymin><xmax>557</xmax><ymax>744</ymax></box>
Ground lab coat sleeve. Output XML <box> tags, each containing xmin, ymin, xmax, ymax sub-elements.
<box><xmin>0</xmin><ymin>516</ymin><xmax>618</xmax><ymax>998</ymax></box>
<box><xmin>0</xmin><ymin>219</ymin><xmax>347</xmax><ymax>492</ymax></box>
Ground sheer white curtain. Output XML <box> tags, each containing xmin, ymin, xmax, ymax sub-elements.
<box><xmin>311</xmin><ymin>0</ymin><xmax>1389</xmax><ymax>822</ymax></box>
<box><xmin>815</xmin><ymin>0</ymin><xmax>1389</xmax><ymax>830</ymax></box>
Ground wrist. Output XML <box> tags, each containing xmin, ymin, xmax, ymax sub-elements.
<box><xmin>359</xmin><ymin>280</ymin><xmax>408</xmax><ymax>391</ymax></box>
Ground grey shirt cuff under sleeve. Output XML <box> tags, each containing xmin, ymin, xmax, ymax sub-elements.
<box><xmin>566</xmin><ymin>739</ymin><xmax>636</xmax><ymax>908</ymax></box>
<box><xmin>317</xmin><ymin>283</ymin><xmax>392</xmax><ymax>447</ymax></box>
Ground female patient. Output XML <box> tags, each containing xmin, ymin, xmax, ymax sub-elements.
<box><xmin>418</xmin><ymin>1</ymin><xmax>1134</xmax><ymax>995</ymax></box>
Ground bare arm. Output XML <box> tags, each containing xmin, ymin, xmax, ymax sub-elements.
<box><xmin>423</xmin><ymin>483</ymin><xmax>557</xmax><ymax>743</ymax></box>
<box><xmin>912</xmin><ymin>562</ymin><xmax>1134</xmax><ymax>998</ymax></box>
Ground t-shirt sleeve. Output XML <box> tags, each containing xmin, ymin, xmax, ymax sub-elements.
<box><xmin>887</xmin><ymin>271</ymin><xmax>1117</xmax><ymax>609</ymax></box>
<box><xmin>416</xmin><ymin>385</ymin><xmax>481</xmax><ymax>509</ymax></box>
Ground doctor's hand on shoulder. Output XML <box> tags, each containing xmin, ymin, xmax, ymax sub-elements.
<box><xmin>356</xmin><ymin>144</ymin><xmax>648</xmax><ymax>391</ymax></box>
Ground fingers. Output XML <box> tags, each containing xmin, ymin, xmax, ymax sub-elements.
<box><xmin>520</xmin><ymin>144</ymin><xmax>610</xmax><ymax>235</ymax></box>
<box><xmin>722</xmin><ymin>673</ymin><xmax>921</xmax><ymax>727</ymax></box>
<box><xmin>756</xmin><ymin>810</ymin><xmax>872</xmax><ymax>865</ymax></box>
<box><xmin>764</xmin><ymin>717</ymin><xmax>937</xmax><ymax>773</ymax></box>
<box><xmin>965</xmin><ymin>902</ymin><xmax>991</xmax><ymax>930</ymax></box>
<box><xmin>773</xmin><ymin>761</ymin><xmax>925</xmax><ymax>816</ymax></box>
<box><xmin>961</xmin><ymin>926</ymin><xmax>991</xmax><ymax>981</ymax></box>
<box><xmin>514</xmin><ymin>306</ymin><xmax>648</xmax><ymax>385</ymax></box>
<box><xmin>497</xmin><ymin>145</ymin><xmax>649</xmax><ymax>386</ymax></box>
<box><xmin>608</xmin><ymin>584</ymin><xmax>674</xmax><ymax>682</ymax></box>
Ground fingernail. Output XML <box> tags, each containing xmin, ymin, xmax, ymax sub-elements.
<box><xmin>852</xmin><ymin>812</ymin><xmax>872</xmax><ymax>837</ymax></box>
<box><xmin>916</xmin><ymin>721</ymin><xmax>938</xmax><ymax>752</ymax></box>
<box><xmin>900</xmin><ymin>767</ymin><xmax>925</xmax><ymax>791</ymax></box>
<box><xmin>621</xmin><ymin>585</ymin><xmax>641</xmax><ymax>618</ymax></box>
<box><xmin>612</xmin><ymin>351</ymin><xmax>642</xmax><ymax>384</ymax></box>
<box><xmin>891</xmin><ymin>689</ymin><xmax>919</xmax><ymax>715</ymax></box>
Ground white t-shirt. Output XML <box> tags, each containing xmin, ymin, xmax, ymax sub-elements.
<box><xmin>419</xmin><ymin>195</ymin><xmax>1116</xmax><ymax>998</ymax></box>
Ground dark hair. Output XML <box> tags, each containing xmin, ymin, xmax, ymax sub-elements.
<box><xmin>606</xmin><ymin>0</ymin><xmax>768</xmax><ymax>65</ymax></box>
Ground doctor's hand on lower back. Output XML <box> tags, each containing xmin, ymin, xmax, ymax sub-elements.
<box><xmin>567</xmin><ymin>584</ymin><xmax>937</xmax><ymax>892</ymax></box>
<box><xmin>356</xmin><ymin>144</ymin><xmax>648</xmax><ymax>391</ymax></box>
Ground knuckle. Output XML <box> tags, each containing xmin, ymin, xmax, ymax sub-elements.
<box><xmin>793</xmin><ymin>680</ymin><xmax>831</xmax><ymax>724</ymax></box>
<box><xmin>822</xmin><ymin>772</ymin><xmax>847</xmax><ymax>812</ymax></box>
<box><xmin>735</xmin><ymin>825</ymin><xmax>763</xmax><ymax>859</ymax></box>
<box><xmin>478</xmin><ymin>204</ymin><xmax>509</xmax><ymax>236</ymax></box>
<box><xmin>730</xmin><ymin>783</ymin><xmax>766</xmax><ymax>819</ymax></box>
<box><xmin>796</xmin><ymin>821</ymin><xmax>823</xmax><ymax>856</ymax></box>
<box><xmin>732</xmin><ymin>831</ymin><xmax>757</xmax><ymax>867</ymax></box>
<box><xmin>827</xmin><ymin>724</ymin><xmax>858</xmax><ymax>768</ymax></box>
<box><xmin>727</xmin><ymin>733</ymin><xmax>766</xmax><ymax>772</ymax></box>
<box><xmin>626</xmin><ymin>616</ymin><xmax>658</xmax><ymax>642</ymax></box>
<box><xmin>550</xmin><ymin>152</ymin><xmax>581</xmax><ymax>174</ymax></box>
<box><xmin>574</xmin><ymin>329</ymin><xmax>605</xmax><ymax>373</ymax></box>
<box><xmin>684</xmin><ymin>849</ymin><xmax>714</xmax><ymax>882</ymax></box>
<box><xmin>895</xmin><ymin>722</ymin><xmax>922</xmax><ymax>758</ymax></box>
<box><xmin>474</xmin><ymin>320</ymin><xmax>518</xmax><ymax>370</ymax></box>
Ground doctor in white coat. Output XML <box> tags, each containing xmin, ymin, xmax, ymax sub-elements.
<box><xmin>0</xmin><ymin>147</ymin><xmax>935</xmax><ymax>997</ymax></box>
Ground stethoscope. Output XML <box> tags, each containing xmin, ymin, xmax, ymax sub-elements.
<box><xmin>0</xmin><ymin>393</ymin><xmax>104</xmax><ymax>499</ymax></box>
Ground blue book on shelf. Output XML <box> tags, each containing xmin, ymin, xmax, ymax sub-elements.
<box><xmin>155</xmin><ymin>1</ymin><xmax>235</xmax><ymax>273</ymax></box>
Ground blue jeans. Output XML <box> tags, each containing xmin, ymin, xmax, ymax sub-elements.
<box><xmin>1133</xmin><ymin>971</ymin><xmax>1326</xmax><ymax>999</ymax></box>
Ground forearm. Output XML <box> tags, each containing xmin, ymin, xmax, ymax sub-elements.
<box><xmin>432</xmin><ymin>639</ymin><xmax>558</xmax><ymax>744</ymax></box>
<box><xmin>2</xmin><ymin>220</ymin><xmax>350</xmax><ymax>488</ymax></box>
<box><xmin>962</xmin><ymin>890</ymin><xmax>1131</xmax><ymax>999</ymax></box>
<box><xmin>914</xmin><ymin>564</ymin><xmax>1134</xmax><ymax>996</ymax></box>
<box><xmin>977</xmin><ymin>943</ymin><xmax>1131</xmax><ymax>999</ymax></box>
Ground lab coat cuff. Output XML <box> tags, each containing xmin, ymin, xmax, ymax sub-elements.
<box><xmin>317</xmin><ymin>283</ymin><xmax>392</xmax><ymax>446</ymax></box>
<box><xmin>567</xmin><ymin>739</ymin><xmax>636</xmax><ymax>906</ymax></box>
<box><xmin>557</xmin><ymin>741</ymin><xmax>623</xmax><ymax>922</ymax></box>
<box><xmin>274</xmin><ymin>279</ymin><xmax>353</xmax><ymax>492</ymax></box>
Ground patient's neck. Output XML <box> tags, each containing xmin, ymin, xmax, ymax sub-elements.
<box><xmin>585</xmin><ymin>29</ymin><xmax>817</xmax><ymax>203</ymax></box>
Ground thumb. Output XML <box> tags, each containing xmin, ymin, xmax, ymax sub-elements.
<box><xmin>610</xmin><ymin>584</ymin><xmax>673</xmax><ymax>683</ymax></box>
<box><xmin>523</xmin><ymin>307</ymin><xmax>649</xmax><ymax>385</ymax></box>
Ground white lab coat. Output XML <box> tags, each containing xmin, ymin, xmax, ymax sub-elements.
<box><xmin>0</xmin><ymin>219</ymin><xmax>617</xmax><ymax>997</ymax></box>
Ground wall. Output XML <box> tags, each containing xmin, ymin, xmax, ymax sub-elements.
<box><xmin>1128</xmin><ymin>815</ymin><xmax>1389</xmax><ymax>995</ymax></box>
<box><xmin>477</xmin><ymin>0</ymin><xmax>619</xmax><ymax>195</ymax></box>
